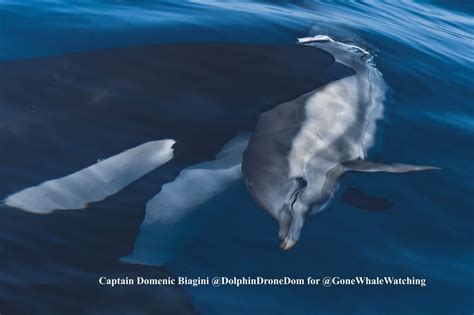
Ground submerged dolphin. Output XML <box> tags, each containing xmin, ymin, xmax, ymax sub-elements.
<box><xmin>242</xmin><ymin>36</ymin><xmax>438</xmax><ymax>250</ymax></box>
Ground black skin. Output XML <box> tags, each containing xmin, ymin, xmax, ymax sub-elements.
<box><xmin>0</xmin><ymin>43</ymin><xmax>352</xmax><ymax>315</ymax></box>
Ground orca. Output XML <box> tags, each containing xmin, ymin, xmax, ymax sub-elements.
<box><xmin>1</xmin><ymin>43</ymin><xmax>352</xmax><ymax>214</ymax></box>
<box><xmin>0</xmin><ymin>42</ymin><xmax>356</xmax><ymax>314</ymax></box>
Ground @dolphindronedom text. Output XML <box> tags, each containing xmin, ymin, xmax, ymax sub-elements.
<box><xmin>98</xmin><ymin>276</ymin><xmax>427</xmax><ymax>288</ymax></box>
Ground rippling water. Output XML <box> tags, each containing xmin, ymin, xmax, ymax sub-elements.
<box><xmin>0</xmin><ymin>1</ymin><xmax>472</xmax><ymax>315</ymax></box>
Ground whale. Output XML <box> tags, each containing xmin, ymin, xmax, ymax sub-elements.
<box><xmin>0</xmin><ymin>41</ymin><xmax>361</xmax><ymax>314</ymax></box>
<box><xmin>241</xmin><ymin>36</ymin><xmax>439</xmax><ymax>250</ymax></box>
<box><xmin>2</xmin><ymin>39</ymin><xmax>438</xmax><ymax>255</ymax></box>
<box><xmin>0</xmin><ymin>38</ymin><xmax>441</xmax><ymax>314</ymax></box>
<box><xmin>1</xmin><ymin>42</ymin><xmax>353</xmax><ymax>214</ymax></box>
<box><xmin>0</xmin><ymin>42</ymin><xmax>361</xmax><ymax>313</ymax></box>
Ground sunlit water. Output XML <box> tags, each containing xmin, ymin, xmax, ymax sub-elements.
<box><xmin>0</xmin><ymin>1</ymin><xmax>472</xmax><ymax>315</ymax></box>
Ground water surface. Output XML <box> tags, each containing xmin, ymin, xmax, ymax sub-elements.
<box><xmin>0</xmin><ymin>1</ymin><xmax>472</xmax><ymax>314</ymax></box>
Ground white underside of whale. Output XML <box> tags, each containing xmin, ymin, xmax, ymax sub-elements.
<box><xmin>4</xmin><ymin>140</ymin><xmax>175</xmax><ymax>214</ymax></box>
<box><xmin>123</xmin><ymin>133</ymin><xmax>250</xmax><ymax>266</ymax></box>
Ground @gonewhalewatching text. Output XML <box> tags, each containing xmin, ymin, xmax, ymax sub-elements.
<box><xmin>98</xmin><ymin>276</ymin><xmax>427</xmax><ymax>287</ymax></box>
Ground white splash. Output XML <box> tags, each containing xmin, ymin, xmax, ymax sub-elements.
<box><xmin>123</xmin><ymin>133</ymin><xmax>250</xmax><ymax>266</ymax></box>
<box><xmin>297</xmin><ymin>35</ymin><xmax>370</xmax><ymax>56</ymax></box>
<box><xmin>4</xmin><ymin>140</ymin><xmax>175</xmax><ymax>214</ymax></box>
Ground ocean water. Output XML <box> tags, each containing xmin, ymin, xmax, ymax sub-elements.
<box><xmin>0</xmin><ymin>1</ymin><xmax>473</xmax><ymax>315</ymax></box>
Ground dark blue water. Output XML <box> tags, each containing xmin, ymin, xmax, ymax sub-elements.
<box><xmin>0</xmin><ymin>1</ymin><xmax>473</xmax><ymax>315</ymax></box>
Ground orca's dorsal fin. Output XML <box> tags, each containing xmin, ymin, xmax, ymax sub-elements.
<box><xmin>342</xmin><ymin>159</ymin><xmax>440</xmax><ymax>173</ymax></box>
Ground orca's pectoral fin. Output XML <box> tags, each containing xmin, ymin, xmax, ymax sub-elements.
<box><xmin>342</xmin><ymin>159</ymin><xmax>440</xmax><ymax>173</ymax></box>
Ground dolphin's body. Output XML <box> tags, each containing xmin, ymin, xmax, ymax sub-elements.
<box><xmin>241</xmin><ymin>37</ymin><xmax>437</xmax><ymax>249</ymax></box>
